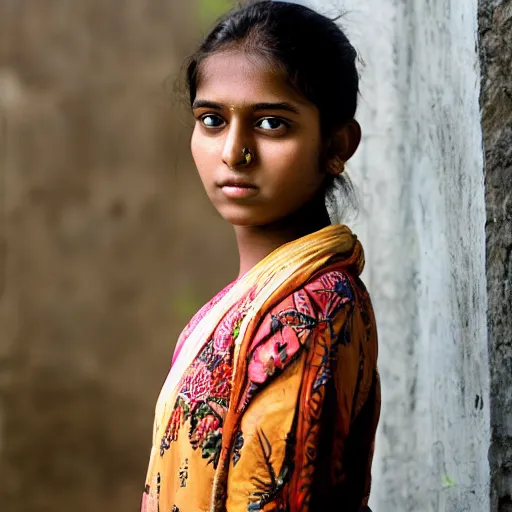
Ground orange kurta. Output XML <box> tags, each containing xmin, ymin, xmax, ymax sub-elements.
<box><xmin>142</xmin><ymin>225</ymin><xmax>380</xmax><ymax>512</ymax></box>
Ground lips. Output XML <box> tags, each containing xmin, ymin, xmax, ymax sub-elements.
<box><xmin>218</xmin><ymin>178</ymin><xmax>259</xmax><ymax>199</ymax></box>
<box><xmin>218</xmin><ymin>178</ymin><xmax>257</xmax><ymax>189</ymax></box>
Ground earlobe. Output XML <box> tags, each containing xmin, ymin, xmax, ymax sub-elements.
<box><xmin>327</xmin><ymin>155</ymin><xmax>346</xmax><ymax>176</ymax></box>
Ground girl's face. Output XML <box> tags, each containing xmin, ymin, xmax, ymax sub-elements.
<box><xmin>191</xmin><ymin>51</ymin><xmax>326</xmax><ymax>227</ymax></box>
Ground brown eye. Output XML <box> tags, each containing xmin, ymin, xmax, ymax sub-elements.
<box><xmin>257</xmin><ymin>117</ymin><xmax>289</xmax><ymax>131</ymax></box>
<box><xmin>201</xmin><ymin>115</ymin><xmax>224</xmax><ymax>128</ymax></box>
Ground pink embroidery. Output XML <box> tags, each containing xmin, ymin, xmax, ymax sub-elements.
<box><xmin>171</xmin><ymin>280</ymin><xmax>237</xmax><ymax>366</ymax></box>
<box><xmin>141</xmin><ymin>487</ymin><xmax>158</xmax><ymax>512</ymax></box>
<box><xmin>161</xmin><ymin>270</ymin><xmax>355</xmax><ymax>472</ymax></box>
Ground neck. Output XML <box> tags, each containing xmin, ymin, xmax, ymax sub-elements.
<box><xmin>234</xmin><ymin>196</ymin><xmax>332</xmax><ymax>277</ymax></box>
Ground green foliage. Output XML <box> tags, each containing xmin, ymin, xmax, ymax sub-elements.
<box><xmin>197</xmin><ymin>0</ymin><xmax>235</xmax><ymax>29</ymax></box>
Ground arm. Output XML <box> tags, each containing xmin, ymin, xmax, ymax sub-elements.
<box><xmin>225</xmin><ymin>270</ymin><xmax>380</xmax><ymax>512</ymax></box>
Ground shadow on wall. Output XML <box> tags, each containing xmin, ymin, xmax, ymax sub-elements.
<box><xmin>0</xmin><ymin>1</ymin><xmax>237</xmax><ymax>511</ymax></box>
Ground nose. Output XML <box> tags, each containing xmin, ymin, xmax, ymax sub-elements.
<box><xmin>221</xmin><ymin>121</ymin><xmax>253</xmax><ymax>170</ymax></box>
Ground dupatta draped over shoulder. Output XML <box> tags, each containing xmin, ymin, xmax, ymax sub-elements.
<box><xmin>142</xmin><ymin>225</ymin><xmax>380</xmax><ymax>512</ymax></box>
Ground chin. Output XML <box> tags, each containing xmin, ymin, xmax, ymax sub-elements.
<box><xmin>218</xmin><ymin>205</ymin><xmax>277</xmax><ymax>228</ymax></box>
<box><xmin>222</xmin><ymin>214</ymin><xmax>268</xmax><ymax>228</ymax></box>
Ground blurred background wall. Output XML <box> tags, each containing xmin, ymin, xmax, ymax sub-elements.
<box><xmin>0</xmin><ymin>1</ymin><xmax>238</xmax><ymax>511</ymax></box>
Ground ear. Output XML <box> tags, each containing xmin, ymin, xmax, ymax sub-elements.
<box><xmin>324</xmin><ymin>119</ymin><xmax>361</xmax><ymax>175</ymax></box>
<box><xmin>337</xmin><ymin>119</ymin><xmax>361</xmax><ymax>161</ymax></box>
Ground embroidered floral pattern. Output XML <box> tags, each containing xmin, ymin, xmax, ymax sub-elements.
<box><xmin>160</xmin><ymin>300</ymin><xmax>250</xmax><ymax>467</ymax></box>
<box><xmin>161</xmin><ymin>272</ymin><xmax>357</xmax><ymax>468</ymax></box>
<box><xmin>143</xmin><ymin>265</ymin><xmax>379</xmax><ymax>512</ymax></box>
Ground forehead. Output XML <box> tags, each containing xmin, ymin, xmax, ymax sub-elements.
<box><xmin>196</xmin><ymin>51</ymin><xmax>309</xmax><ymax>107</ymax></box>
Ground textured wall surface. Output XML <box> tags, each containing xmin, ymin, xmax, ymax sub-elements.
<box><xmin>478</xmin><ymin>1</ymin><xmax>512</xmax><ymax>511</ymax></box>
<box><xmin>305</xmin><ymin>0</ymin><xmax>490</xmax><ymax>510</ymax></box>
<box><xmin>0</xmin><ymin>2</ymin><xmax>238</xmax><ymax>511</ymax></box>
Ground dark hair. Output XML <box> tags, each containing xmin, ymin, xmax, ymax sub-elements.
<box><xmin>185</xmin><ymin>0</ymin><xmax>360</xmax><ymax>219</ymax></box>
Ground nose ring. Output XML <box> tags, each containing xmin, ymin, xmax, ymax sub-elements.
<box><xmin>236</xmin><ymin>147</ymin><xmax>255</xmax><ymax>167</ymax></box>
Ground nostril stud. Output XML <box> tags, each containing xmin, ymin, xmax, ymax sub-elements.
<box><xmin>236</xmin><ymin>147</ymin><xmax>255</xmax><ymax>167</ymax></box>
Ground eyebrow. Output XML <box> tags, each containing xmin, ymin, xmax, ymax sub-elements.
<box><xmin>253</xmin><ymin>102</ymin><xmax>300</xmax><ymax>114</ymax></box>
<box><xmin>192</xmin><ymin>100</ymin><xmax>300</xmax><ymax>115</ymax></box>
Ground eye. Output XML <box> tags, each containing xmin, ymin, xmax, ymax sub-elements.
<box><xmin>200</xmin><ymin>114</ymin><xmax>224</xmax><ymax>128</ymax></box>
<box><xmin>256</xmin><ymin>117</ymin><xmax>289</xmax><ymax>132</ymax></box>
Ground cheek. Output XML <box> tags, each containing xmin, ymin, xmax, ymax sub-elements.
<box><xmin>190</xmin><ymin>127</ymin><xmax>206</xmax><ymax>166</ymax></box>
<box><xmin>262</xmin><ymin>138</ymin><xmax>322</xmax><ymax>186</ymax></box>
<box><xmin>191</xmin><ymin>128</ymin><xmax>219</xmax><ymax>181</ymax></box>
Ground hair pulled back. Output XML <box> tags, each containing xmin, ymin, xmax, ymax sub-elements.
<box><xmin>186</xmin><ymin>1</ymin><xmax>359</xmax><ymax>137</ymax></box>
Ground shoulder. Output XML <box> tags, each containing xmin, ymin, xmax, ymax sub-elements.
<box><xmin>241</xmin><ymin>268</ymin><xmax>371</xmax><ymax>396</ymax></box>
<box><xmin>173</xmin><ymin>279</ymin><xmax>237</xmax><ymax>364</ymax></box>
<box><xmin>302</xmin><ymin>268</ymin><xmax>356</xmax><ymax>310</ymax></box>
<box><xmin>250</xmin><ymin>268</ymin><xmax>358</xmax><ymax>354</ymax></box>
<box><xmin>296</xmin><ymin>268</ymin><xmax>375</xmax><ymax>351</ymax></box>
<box><xmin>253</xmin><ymin>269</ymin><xmax>359</xmax><ymax>337</ymax></box>
<box><xmin>242</xmin><ymin>269</ymin><xmax>363</xmax><ymax>395</ymax></box>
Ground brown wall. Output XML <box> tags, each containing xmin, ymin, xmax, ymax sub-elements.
<box><xmin>0</xmin><ymin>2</ymin><xmax>237</xmax><ymax>511</ymax></box>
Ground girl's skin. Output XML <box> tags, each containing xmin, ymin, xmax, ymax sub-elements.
<box><xmin>191</xmin><ymin>50</ymin><xmax>361</xmax><ymax>277</ymax></box>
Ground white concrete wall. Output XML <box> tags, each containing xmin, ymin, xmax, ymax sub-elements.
<box><xmin>299</xmin><ymin>0</ymin><xmax>490</xmax><ymax>510</ymax></box>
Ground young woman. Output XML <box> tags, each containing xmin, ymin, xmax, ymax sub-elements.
<box><xmin>142</xmin><ymin>2</ymin><xmax>380</xmax><ymax>511</ymax></box>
